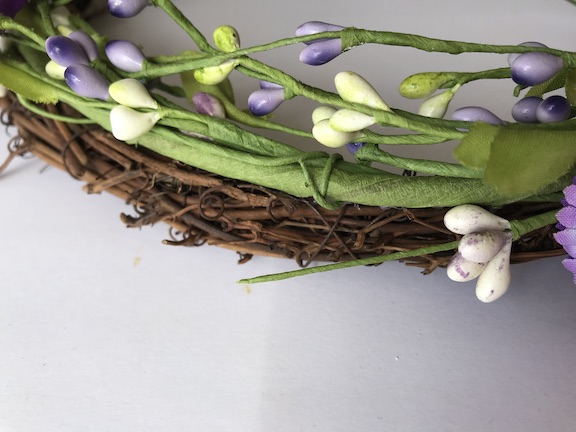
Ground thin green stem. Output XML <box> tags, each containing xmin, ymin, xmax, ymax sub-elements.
<box><xmin>152</xmin><ymin>0</ymin><xmax>216</xmax><ymax>53</ymax></box>
<box><xmin>17</xmin><ymin>94</ymin><xmax>96</xmax><ymax>124</ymax></box>
<box><xmin>36</xmin><ymin>0</ymin><xmax>56</xmax><ymax>36</ymax></box>
<box><xmin>0</xmin><ymin>16</ymin><xmax>45</xmax><ymax>46</ymax></box>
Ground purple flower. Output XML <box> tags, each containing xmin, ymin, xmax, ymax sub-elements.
<box><xmin>105</xmin><ymin>40</ymin><xmax>145</xmax><ymax>72</ymax></box>
<box><xmin>554</xmin><ymin>180</ymin><xmax>576</xmax><ymax>283</ymax></box>
<box><xmin>45</xmin><ymin>35</ymin><xmax>89</xmax><ymax>67</ymax></box>
<box><xmin>108</xmin><ymin>0</ymin><xmax>149</xmax><ymax>18</ymax></box>
<box><xmin>296</xmin><ymin>21</ymin><xmax>344</xmax><ymax>66</ymax></box>
<box><xmin>64</xmin><ymin>64</ymin><xmax>110</xmax><ymax>100</ymax></box>
<box><xmin>0</xmin><ymin>0</ymin><xmax>27</xmax><ymax>18</ymax></box>
<box><xmin>248</xmin><ymin>81</ymin><xmax>285</xmax><ymax>116</ymax></box>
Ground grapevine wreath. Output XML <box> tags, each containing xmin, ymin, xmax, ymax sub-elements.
<box><xmin>0</xmin><ymin>0</ymin><xmax>575</xmax><ymax>302</ymax></box>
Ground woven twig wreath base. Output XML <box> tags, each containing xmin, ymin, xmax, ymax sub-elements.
<box><xmin>0</xmin><ymin>94</ymin><xmax>565</xmax><ymax>273</ymax></box>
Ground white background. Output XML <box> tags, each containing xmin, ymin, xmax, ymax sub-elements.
<box><xmin>1</xmin><ymin>0</ymin><xmax>576</xmax><ymax>431</ymax></box>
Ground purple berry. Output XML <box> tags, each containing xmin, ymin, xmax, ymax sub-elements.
<box><xmin>296</xmin><ymin>21</ymin><xmax>344</xmax><ymax>44</ymax></box>
<box><xmin>259</xmin><ymin>81</ymin><xmax>283</xmax><ymax>90</ymax></box>
<box><xmin>108</xmin><ymin>0</ymin><xmax>149</xmax><ymax>18</ymax></box>
<box><xmin>536</xmin><ymin>95</ymin><xmax>571</xmax><ymax>123</ymax></box>
<box><xmin>105</xmin><ymin>40</ymin><xmax>145</xmax><ymax>72</ymax></box>
<box><xmin>248</xmin><ymin>88</ymin><xmax>285</xmax><ymax>116</ymax></box>
<box><xmin>346</xmin><ymin>142</ymin><xmax>366</xmax><ymax>155</ymax></box>
<box><xmin>64</xmin><ymin>64</ymin><xmax>110</xmax><ymax>100</ymax></box>
<box><xmin>507</xmin><ymin>41</ymin><xmax>548</xmax><ymax>66</ymax></box>
<box><xmin>0</xmin><ymin>0</ymin><xmax>27</xmax><ymax>17</ymax></box>
<box><xmin>68</xmin><ymin>31</ymin><xmax>99</xmax><ymax>62</ymax></box>
<box><xmin>451</xmin><ymin>107</ymin><xmax>504</xmax><ymax>125</ymax></box>
<box><xmin>510</xmin><ymin>52</ymin><xmax>564</xmax><ymax>86</ymax></box>
<box><xmin>45</xmin><ymin>35</ymin><xmax>89</xmax><ymax>67</ymax></box>
<box><xmin>511</xmin><ymin>96</ymin><xmax>542</xmax><ymax>123</ymax></box>
<box><xmin>299</xmin><ymin>39</ymin><xmax>342</xmax><ymax>66</ymax></box>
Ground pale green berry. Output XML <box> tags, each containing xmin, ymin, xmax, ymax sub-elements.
<box><xmin>417</xmin><ymin>85</ymin><xmax>460</xmax><ymax>118</ymax></box>
<box><xmin>213</xmin><ymin>25</ymin><xmax>240</xmax><ymax>53</ymax></box>
<box><xmin>334</xmin><ymin>71</ymin><xmax>391</xmax><ymax>111</ymax></box>
<box><xmin>312</xmin><ymin>118</ymin><xmax>362</xmax><ymax>148</ymax></box>
<box><xmin>312</xmin><ymin>106</ymin><xmax>337</xmax><ymax>124</ymax></box>
<box><xmin>399</xmin><ymin>72</ymin><xmax>457</xmax><ymax>99</ymax></box>
<box><xmin>110</xmin><ymin>105</ymin><xmax>160</xmax><ymax>141</ymax></box>
<box><xmin>109</xmin><ymin>78</ymin><xmax>158</xmax><ymax>109</ymax></box>
<box><xmin>45</xmin><ymin>60</ymin><xmax>66</xmax><ymax>80</ymax></box>
<box><xmin>194</xmin><ymin>59</ymin><xmax>239</xmax><ymax>85</ymax></box>
<box><xmin>329</xmin><ymin>109</ymin><xmax>375</xmax><ymax>132</ymax></box>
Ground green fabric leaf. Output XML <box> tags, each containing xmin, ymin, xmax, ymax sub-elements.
<box><xmin>0</xmin><ymin>62</ymin><xmax>58</xmax><ymax>104</ymax></box>
<box><xmin>453</xmin><ymin>123</ymin><xmax>499</xmax><ymax>169</ymax></box>
<box><xmin>526</xmin><ymin>70</ymin><xmax>566</xmax><ymax>98</ymax></box>
<box><xmin>484</xmin><ymin>127</ymin><xmax>576</xmax><ymax>196</ymax></box>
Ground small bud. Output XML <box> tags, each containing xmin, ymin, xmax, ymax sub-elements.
<box><xmin>50</xmin><ymin>6</ymin><xmax>71</xmax><ymax>26</ymax></box>
<box><xmin>458</xmin><ymin>231</ymin><xmax>509</xmax><ymax>263</ymax></box>
<box><xmin>312</xmin><ymin>119</ymin><xmax>361</xmax><ymax>148</ymax></box>
<box><xmin>312</xmin><ymin>106</ymin><xmax>337</xmax><ymax>124</ymax></box>
<box><xmin>45</xmin><ymin>35</ymin><xmax>89</xmax><ymax>67</ymax></box>
<box><xmin>329</xmin><ymin>109</ymin><xmax>375</xmax><ymax>132</ymax></box>
<box><xmin>68</xmin><ymin>31</ymin><xmax>99</xmax><ymax>62</ymax></box>
<box><xmin>451</xmin><ymin>106</ymin><xmax>504</xmax><ymax>125</ymax></box>
<box><xmin>248</xmin><ymin>88</ymin><xmax>285</xmax><ymax>116</ymax></box>
<box><xmin>105</xmin><ymin>40</ymin><xmax>145</xmax><ymax>73</ymax></box>
<box><xmin>108</xmin><ymin>0</ymin><xmax>150</xmax><ymax>18</ymax></box>
<box><xmin>45</xmin><ymin>60</ymin><xmax>67</xmax><ymax>80</ymax></box>
<box><xmin>444</xmin><ymin>205</ymin><xmax>510</xmax><ymax>235</ymax></box>
<box><xmin>194</xmin><ymin>59</ymin><xmax>239</xmax><ymax>85</ymax></box>
<box><xmin>64</xmin><ymin>64</ymin><xmax>110</xmax><ymax>100</ymax></box>
<box><xmin>109</xmin><ymin>78</ymin><xmax>158</xmax><ymax>109</ymax></box>
<box><xmin>213</xmin><ymin>25</ymin><xmax>240</xmax><ymax>53</ymax></box>
<box><xmin>110</xmin><ymin>105</ymin><xmax>160</xmax><ymax>141</ymax></box>
<box><xmin>447</xmin><ymin>252</ymin><xmax>487</xmax><ymax>282</ymax></box>
<box><xmin>399</xmin><ymin>72</ymin><xmax>457</xmax><ymax>99</ymax></box>
<box><xmin>299</xmin><ymin>39</ymin><xmax>342</xmax><ymax>66</ymax></box>
<box><xmin>417</xmin><ymin>85</ymin><xmax>460</xmax><ymax>119</ymax></box>
<box><xmin>475</xmin><ymin>236</ymin><xmax>512</xmax><ymax>303</ymax></box>
<box><xmin>193</xmin><ymin>92</ymin><xmax>226</xmax><ymax>118</ymax></box>
<box><xmin>334</xmin><ymin>71</ymin><xmax>391</xmax><ymax>111</ymax></box>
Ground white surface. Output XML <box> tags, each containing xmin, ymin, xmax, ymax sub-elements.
<box><xmin>1</xmin><ymin>1</ymin><xmax>576</xmax><ymax>431</ymax></box>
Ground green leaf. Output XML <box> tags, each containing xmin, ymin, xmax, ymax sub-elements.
<box><xmin>526</xmin><ymin>70</ymin><xmax>566</xmax><ymax>98</ymax></box>
<box><xmin>0</xmin><ymin>62</ymin><xmax>58</xmax><ymax>104</ymax></box>
<box><xmin>484</xmin><ymin>127</ymin><xmax>576</xmax><ymax>196</ymax></box>
<box><xmin>453</xmin><ymin>123</ymin><xmax>499</xmax><ymax>169</ymax></box>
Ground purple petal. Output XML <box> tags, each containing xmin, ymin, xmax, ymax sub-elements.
<box><xmin>564</xmin><ymin>185</ymin><xmax>576</xmax><ymax>207</ymax></box>
<box><xmin>105</xmin><ymin>40</ymin><xmax>144</xmax><ymax>72</ymax></box>
<box><xmin>451</xmin><ymin>106</ymin><xmax>505</xmax><ymax>125</ymax></box>
<box><xmin>108</xmin><ymin>0</ymin><xmax>149</xmax><ymax>18</ymax></box>
<box><xmin>299</xmin><ymin>39</ymin><xmax>342</xmax><ymax>66</ymax></box>
<box><xmin>554</xmin><ymin>228</ymin><xmax>576</xmax><ymax>257</ymax></box>
<box><xmin>556</xmin><ymin>206</ymin><xmax>576</xmax><ymax>229</ymax></box>
<box><xmin>68</xmin><ymin>31</ymin><xmax>99</xmax><ymax>62</ymax></box>
<box><xmin>562</xmin><ymin>259</ymin><xmax>576</xmax><ymax>283</ymax></box>
<box><xmin>45</xmin><ymin>35</ymin><xmax>89</xmax><ymax>67</ymax></box>
<box><xmin>248</xmin><ymin>89</ymin><xmax>285</xmax><ymax>116</ymax></box>
<box><xmin>64</xmin><ymin>64</ymin><xmax>109</xmax><ymax>100</ymax></box>
<box><xmin>0</xmin><ymin>0</ymin><xmax>27</xmax><ymax>18</ymax></box>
